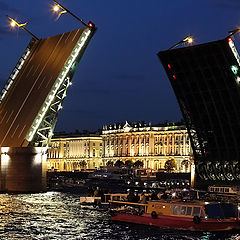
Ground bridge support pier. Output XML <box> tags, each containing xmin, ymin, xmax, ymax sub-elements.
<box><xmin>0</xmin><ymin>147</ymin><xmax>47</xmax><ymax>193</ymax></box>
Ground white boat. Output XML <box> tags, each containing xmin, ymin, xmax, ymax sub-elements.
<box><xmin>79</xmin><ymin>196</ymin><xmax>101</xmax><ymax>205</ymax></box>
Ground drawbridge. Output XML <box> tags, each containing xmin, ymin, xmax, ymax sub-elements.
<box><xmin>0</xmin><ymin>26</ymin><xmax>95</xmax><ymax>148</ymax></box>
<box><xmin>158</xmin><ymin>36</ymin><xmax>240</xmax><ymax>188</ymax></box>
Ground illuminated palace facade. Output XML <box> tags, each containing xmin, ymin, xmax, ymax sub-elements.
<box><xmin>102</xmin><ymin>121</ymin><xmax>192</xmax><ymax>172</ymax></box>
<box><xmin>47</xmin><ymin>132</ymin><xmax>102</xmax><ymax>171</ymax></box>
<box><xmin>47</xmin><ymin>122</ymin><xmax>192</xmax><ymax>172</ymax></box>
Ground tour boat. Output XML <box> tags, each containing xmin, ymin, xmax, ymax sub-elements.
<box><xmin>109</xmin><ymin>199</ymin><xmax>240</xmax><ymax>231</ymax></box>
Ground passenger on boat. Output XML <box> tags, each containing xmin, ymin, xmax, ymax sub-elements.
<box><xmin>133</xmin><ymin>192</ymin><xmax>140</xmax><ymax>203</ymax></box>
<box><xmin>150</xmin><ymin>191</ymin><xmax>158</xmax><ymax>200</ymax></box>
<box><xmin>160</xmin><ymin>192</ymin><xmax>168</xmax><ymax>199</ymax></box>
<box><xmin>99</xmin><ymin>188</ymin><xmax>105</xmax><ymax>201</ymax></box>
<box><xmin>94</xmin><ymin>187</ymin><xmax>99</xmax><ymax>197</ymax></box>
<box><xmin>127</xmin><ymin>191</ymin><xmax>135</xmax><ymax>202</ymax></box>
<box><xmin>140</xmin><ymin>192</ymin><xmax>146</xmax><ymax>203</ymax></box>
<box><xmin>87</xmin><ymin>187</ymin><xmax>94</xmax><ymax>196</ymax></box>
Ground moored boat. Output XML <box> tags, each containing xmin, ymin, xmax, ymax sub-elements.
<box><xmin>80</xmin><ymin>196</ymin><xmax>101</xmax><ymax>205</ymax></box>
<box><xmin>109</xmin><ymin>199</ymin><xmax>240</xmax><ymax>231</ymax></box>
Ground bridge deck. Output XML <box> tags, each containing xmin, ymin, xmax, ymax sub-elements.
<box><xmin>0</xmin><ymin>28</ymin><xmax>86</xmax><ymax>147</ymax></box>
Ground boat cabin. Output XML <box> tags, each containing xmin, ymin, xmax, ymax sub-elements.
<box><xmin>147</xmin><ymin>200</ymin><xmax>205</xmax><ymax>219</ymax></box>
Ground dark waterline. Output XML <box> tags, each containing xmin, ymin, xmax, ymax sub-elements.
<box><xmin>0</xmin><ymin>192</ymin><xmax>239</xmax><ymax>240</ymax></box>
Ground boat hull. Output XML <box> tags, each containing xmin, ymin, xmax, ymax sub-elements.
<box><xmin>111</xmin><ymin>213</ymin><xmax>240</xmax><ymax>231</ymax></box>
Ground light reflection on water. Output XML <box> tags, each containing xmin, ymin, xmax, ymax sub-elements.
<box><xmin>0</xmin><ymin>192</ymin><xmax>239</xmax><ymax>240</ymax></box>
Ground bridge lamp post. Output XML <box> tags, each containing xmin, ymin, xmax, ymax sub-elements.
<box><xmin>6</xmin><ymin>15</ymin><xmax>39</xmax><ymax>40</ymax></box>
<box><xmin>169</xmin><ymin>35</ymin><xmax>193</xmax><ymax>50</ymax></box>
<box><xmin>52</xmin><ymin>0</ymin><xmax>95</xmax><ymax>29</ymax></box>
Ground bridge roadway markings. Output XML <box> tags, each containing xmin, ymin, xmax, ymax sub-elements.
<box><xmin>0</xmin><ymin>111</ymin><xmax>8</xmax><ymax>124</ymax></box>
<box><xmin>37</xmin><ymin>76</ymin><xmax>46</xmax><ymax>90</ymax></box>
<box><xmin>17</xmin><ymin>125</ymin><xmax>26</xmax><ymax>139</ymax></box>
<box><xmin>25</xmin><ymin>65</ymin><xmax>34</xmax><ymax>78</ymax></box>
<box><xmin>5</xmin><ymin>110</ymin><xmax>13</xmax><ymax>124</ymax></box>
<box><xmin>32</xmin><ymin>64</ymin><xmax>40</xmax><ymax>78</ymax></box>
<box><xmin>45</xmin><ymin>76</ymin><xmax>53</xmax><ymax>89</ymax></box>
<box><xmin>72</xmin><ymin>29</ymin><xmax>80</xmax><ymax>42</ymax></box>
<box><xmin>11</xmin><ymin>124</ymin><xmax>19</xmax><ymax>139</ymax></box>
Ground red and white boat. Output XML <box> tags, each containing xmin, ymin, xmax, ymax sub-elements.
<box><xmin>109</xmin><ymin>199</ymin><xmax>240</xmax><ymax>231</ymax></box>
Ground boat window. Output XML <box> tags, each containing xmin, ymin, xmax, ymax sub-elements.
<box><xmin>181</xmin><ymin>206</ymin><xmax>187</xmax><ymax>215</ymax></box>
<box><xmin>112</xmin><ymin>196</ymin><xmax>121</xmax><ymax>201</ymax></box>
<box><xmin>186</xmin><ymin>207</ymin><xmax>192</xmax><ymax>216</ymax></box>
<box><xmin>193</xmin><ymin>207</ymin><xmax>201</xmax><ymax>216</ymax></box>
<box><xmin>220</xmin><ymin>203</ymin><xmax>238</xmax><ymax>219</ymax></box>
<box><xmin>205</xmin><ymin>204</ymin><xmax>224</xmax><ymax>219</ymax></box>
<box><xmin>225</xmin><ymin>188</ymin><xmax>229</xmax><ymax>193</ymax></box>
<box><xmin>105</xmin><ymin>195</ymin><xmax>111</xmax><ymax>201</ymax></box>
<box><xmin>173</xmin><ymin>205</ymin><xmax>180</xmax><ymax>215</ymax></box>
<box><xmin>220</xmin><ymin>188</ymin><xmax>224</xmax><ymax>192</ymax></box>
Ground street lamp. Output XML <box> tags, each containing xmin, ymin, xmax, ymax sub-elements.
<box><xmin>52</xmin><ymin>0</ymin><xmax>95</xmax><ymax>29</ymax></box>
<box><xmin>6</xmin><ymin>15</ymin><xmax>39</xmax><ymax>40</ymax></box>
<box><xmin>52</xmin><ymin>4</ymin><xmax>67</xmax><ymax>20</ymax></box>
<box><xmin>169</xmin><ymin>35</ymin><xmax>193</xmax><ymax>50</ymax></box>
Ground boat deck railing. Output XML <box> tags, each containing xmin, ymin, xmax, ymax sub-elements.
<box><xmin>102</xmin><ymin>193</ymin><xmax>128</xmax><ymax>203</ymax></box>
<box><xmin>109</xmin><ymin>200</ymin><xmax>148</xmax><ymax>213</ymax></box>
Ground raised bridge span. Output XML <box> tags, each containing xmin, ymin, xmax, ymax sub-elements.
<box><xmin>0</xmin><ymin>26</ymin><xmax>96</xmax><ymax>192</ymax></box>
<box><xmin>158</xmin><ymin>36</ymin><xmax>240</xmax><ymax>189</ymax></box>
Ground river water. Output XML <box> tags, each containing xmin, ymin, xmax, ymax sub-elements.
<box><xmin>0</xmin><ymin>192</ymin><xmax>239</xmax><ymax>240</ymax></box>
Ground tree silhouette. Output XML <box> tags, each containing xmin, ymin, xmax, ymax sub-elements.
<box><xmin>106</xmin><ymin>161</ymin><xmax>114</xmax><ymax>167</ymax></box>
<box><xmin>164</xmin><ymin>159</ymin><xmax>177</xmax><ymax>172</ymax></box>
<box><xmin>114</xmin><ymin>160</ymin><xmax>124</xmax><ymax>168</ymax></box>
<box><xmin>133</xmin><ymin>160</ymin><xmax>144</xmax><ymax>168</ymax></box>
<box><xmin>125</xmin><ymin>160</ymin><xmax>133</xmax><ymax>168</ymax></box>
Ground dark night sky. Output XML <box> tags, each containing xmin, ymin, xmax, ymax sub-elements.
<box><xmin>0</xmin><ymin>0</ymin><xmax>240</xmax><ymax>132</ymax></box>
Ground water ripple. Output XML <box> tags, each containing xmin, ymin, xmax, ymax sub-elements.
<box><xmin>0</xmin><ymin>192</ymin><xmax>239</xmax><ymax>239</ymax></box>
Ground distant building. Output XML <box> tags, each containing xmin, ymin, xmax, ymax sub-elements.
<box><xmin>101</xmin><ymin>121</ymin><xmax>192</xmax><ymax>172</ymax></box>
<box><xmin>47</xmin><ymin>131</ymin><xmax>102</xmax><ymax>171</ymax></box>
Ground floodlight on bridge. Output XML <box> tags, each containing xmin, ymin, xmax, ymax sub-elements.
<box><xmin>6</xmin><ymin>15</ymin><xmax>39</xmax><ymax>40</ymax></box>
<box><xmin>52</xmin><ymin>0</ymin><xmax>95</xmax><ymax>29</ymax></box>
<box><xmin>169</xmin><ymin>35</ymin><xmax>193</xmax><ymax>50</ymax></box>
